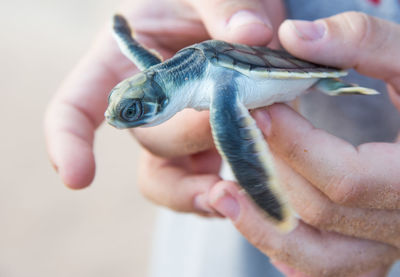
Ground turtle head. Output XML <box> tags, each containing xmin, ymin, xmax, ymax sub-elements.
<box><xmin>105</xmin><ymin>72</ymin><xmax>169</xmax><ymax>129</ymax></box>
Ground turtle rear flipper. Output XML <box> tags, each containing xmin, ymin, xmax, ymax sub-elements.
<box><xmin>210</xmin><ymin>77</ymin><xmax>297</xmax><ymax>232</ymax></box>
<box><xmin>113</xmin><ymin>15</ymin><xmax>163</xmax><ymax>70</ymax></box>
<box><xmin>315</xmin><ymin>78</ymin><xmax>379</xmax><ymax>96</ymax></box>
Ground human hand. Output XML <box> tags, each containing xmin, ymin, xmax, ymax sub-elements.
<box><xmin>208</xmin><ymin>12</ymin><xmax>400</xmax><ymax>276</ymax></box>
<box><xmin>44</xmin><ymin>0</ymin><xmax>285</xmax><ymax>188</ymax></box>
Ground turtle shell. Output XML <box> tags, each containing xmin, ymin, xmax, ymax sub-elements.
<box><xmin>191</xmin><ymin>40</ymin><xmax>346</xmax><ymax>79</ymax></box>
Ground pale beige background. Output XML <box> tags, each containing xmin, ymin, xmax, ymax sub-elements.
<box><xmin>0</xmin><ymin>1</ymin><xmax>156</xmax><ymax>276</ymax></box>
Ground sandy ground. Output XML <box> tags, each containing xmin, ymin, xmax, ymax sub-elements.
<box><xmin>0</xmin><ymin>1</ymin><xmax>156</xmax><ymax>276</ymax></box>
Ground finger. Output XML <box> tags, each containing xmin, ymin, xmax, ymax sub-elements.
<box><xmin>271</xmin><ymin>154</ymin><xmax>400</xmax><ymax>249</ymax></box>
<box><xmin>131</xmin><ymin>109</ymin><xmax>214</xmax><ymax>157</ymax></box>
<box><xmin>138</xmin><ymin>149</ymin><xmax>222</xmax><ymax>215</ymax></box>
<box><xmin>185</xmin><ymin>0</ymin><xmax>285</xmax><ymax>45</ymax></box>
<box><xmin>388</xmin><ymin>84</ymin><xmax>400</xmax><ymax>112</ymax></box>
<box><xmin>209</xmin><ymin>181</ymin><xmax>399</xmax><ymax>277</ymax></box>
<box><xmin>271</xmin><ymin>257</ymin><xmax>391</xmax><ymax>277</ymax></box>
<box><xmin>253</xmin><ymin>104</ymin><xmax>400</xmax><ymax>210</ymax></box>
<box><xmin>270</xmin><ymin>261</ymin><xmax>311</xmax><ymax>277</ymax></box>
<box><xmin>278</xmin><ymin>12</ymin><xmax>400</xmax><ymax>88</ymax></box>
<box><xmin>45</xmin><ymin>31</ymin><xmax>128</xmax><ymax>188</ymax></box>
<box><xmin>360</xmin><ymin>267</ymin><xmax>393</xmax><ymax>277</ymax></box>
<box><xmin>389</xmin><ymin>85</ymin><xmax>400</xmax><ymax>144</ymax></box>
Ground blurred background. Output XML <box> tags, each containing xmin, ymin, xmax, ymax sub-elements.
<box><xmin>0</xmin><ymin>0</ymin><xmax>157</xmax><ymax>276</ymax></box>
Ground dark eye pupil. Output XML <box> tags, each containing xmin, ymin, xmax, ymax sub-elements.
<box><xmin>126</xmin><ymin>108</ymin><xmax>134</xmax><ymax>116</ymax></box>
<box><xmin>119</xmin><ymin>99</ymin><xmax>142</xmax><ymax>121</ymax></box>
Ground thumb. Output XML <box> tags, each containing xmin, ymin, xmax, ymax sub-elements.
<box><xmin>278</xmin><ymin>12</ymin><xmax>400</xmax><ymax>84</ymax></box>
<box><xmin>278</xmin><ymin>11</ymin><xmax>400</xmax><ymax>129</ymax></box>
<box><xmin>186</xmin><ymin>0</ymin><xmax>285</xmax><ymax>45</ymax></box>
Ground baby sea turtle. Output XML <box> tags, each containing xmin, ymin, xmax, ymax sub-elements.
<box><xmin>105</xmin><ymin>15</ymin><xmax>378</xmax><ymax>232</ymax></box>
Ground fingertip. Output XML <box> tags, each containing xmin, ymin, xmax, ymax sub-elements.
<box><xmin>49</xmin><ymin>134</ymin><xmax>96</xmax><ymax>190</ymax></box>
<box><xmin>252</xmin><ymin>108</ymin><xmax>272</xmax><ymax>136</ymax></box>
<box><xmin>278</xmin><ymin>19</ymin><xmax>300</xmax><ymax>43</ymax></box>
<box><xmin>279</xmin><ymin>19</ymin><xmax>346</xmax><ymax>69</ymax></box>
<box><xmin>59</xmin><ymin>149</ymin><xmax>95</xmax><ymax>190</ymax></box>
<box><xmin>267</xmin><ymin>103</ymin><xmax>298</xmax><ymax>120</ymax></box>
<box><xmin>210</xmin><ymin>180</ymin><xmax>283</xmax><ymax>252</ymax></box>
<box><xmin>278</xmin><ymin>20</ymin><xmax>318</xmax><ymax>58</ymax></box>
<box><xmin>253</xmin><ymin>104</ymin><xmax>297</xmax><ymax>133</ymax></box>
<box><xmin>193</xmin><ymin>193</ymin><xmax>216</xmax><ymax>214</ymax></box>
<box><xmin>282</xmin><ymin>20</ymin><xmax>325</xmax><ymax>41</ymax></box>
<box><xmin>265</xmin><ymin>104</ymin><xmax>314</xmax><ymax>144</ymax></box>
<box><xmin>209</xmin><ymin>180</ymin><xmax>241</xmax><ymax>221</ymax></box>
<box><xmin>225</xmin><ymin>10</ymin><xmax>273</xmax><ymax>45</ymax></box>
<box><xmin>227</xmin><ymin>23</ymin><xmax>273</xmax><ymax>45</ymax></box>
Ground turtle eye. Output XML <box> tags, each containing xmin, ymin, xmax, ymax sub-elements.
<box><xmin>119</xmin><ymin>99</ymin><xmax>142</xmax><ymax>122</ymax></box>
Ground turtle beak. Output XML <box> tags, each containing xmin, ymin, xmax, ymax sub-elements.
<box><xmin>104</xmin><ymin>110</ymin><xmax>124</xmax><ymax>129</ymax></box>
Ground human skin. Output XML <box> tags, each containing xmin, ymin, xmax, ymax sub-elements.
<box><xmin>45</xmin><ymin>1</ymin><xmax>400</xmax><ymax>276</ymax></box>
<box><xmin>136</xmin><ymin>11</ymin><xmax>400</xmax><ymax>277</ymax></box>
<box><xmin>44</xmin><ymin>0</ymin><xmax>284</xmax><ymax>187</ymax></box>
<box><xmin>208</xmin><ymin>13</ymin><xmax>400</xmax><ymax>276</ymax></box>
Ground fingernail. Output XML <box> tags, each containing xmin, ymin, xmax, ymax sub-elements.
<box><xmin>194</xmin><ymin>193</ymin><xmax>215</xmax><ymax>213</ymax></box>
<box><xmin>289</xmin><ymin>20</ymin><xmax>325</xmax><ymax>40</ymax></box>
<box><xmin>210</xmin><ymin>189</ymin><xmax>240</xmax><ymax>221</ymax></box>
<box><xmin>253</xmin><ymin>108</ymin><xmax>272</xmax><ymax>136</ymax></box>
<box><xmin>227</xmin><ymin>10</ymin><xmax>272</xmax><ymax>31</ymax></box>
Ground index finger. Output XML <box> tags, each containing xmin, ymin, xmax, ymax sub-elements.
<box><xmin>45</xmin><ymin>32</ymin><xmax>123</xmax><ymax>188</ymax></box>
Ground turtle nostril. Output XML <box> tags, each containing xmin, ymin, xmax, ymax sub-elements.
<box><xmin>104</xmin><ymin>110</ymin><xmax>114</xmax><ymax>122</ymax></box>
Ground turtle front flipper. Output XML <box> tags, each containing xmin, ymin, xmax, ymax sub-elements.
<box><xmin>113</xmin><ymin>15</ymin><xmax>163</xmax><ymax>71</ymax></box>
<box><xmin>210</xmin><ymin>80</ymin><xmax>297</xmax><ymax>232</ymax></box>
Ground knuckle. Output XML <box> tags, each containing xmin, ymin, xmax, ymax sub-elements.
<box><xmin>298</xmin><ymin>199</ymin><xmax>333</xmax><ymax>228</ymax></box>
<box><xmin>323</xmin><ymin>11</ymin><xmax>376</xmax><ymax>68</ymax></box>
<box><xmin>326</xmin><ymin>173</ymin><xmax>361</xmax><ymax>205</ymax></box>
<box><xmin>247</xmin><ymin>228</ymin><xmax>273</xmax><ymax>251</ymax></box>
<box><xmin>341</xmin><ymin>11</ymin><xmax>390</xmax><ymax>60</ymax></box>
<box><xmin>340</xmin><ymin>11</ymin><xmax>372</xmax><ymax>49</ymax></box>
<box><xmin>328</xmin><ymin>11</ymin><xmax>394</xmax><ymax>73</ymax></box>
